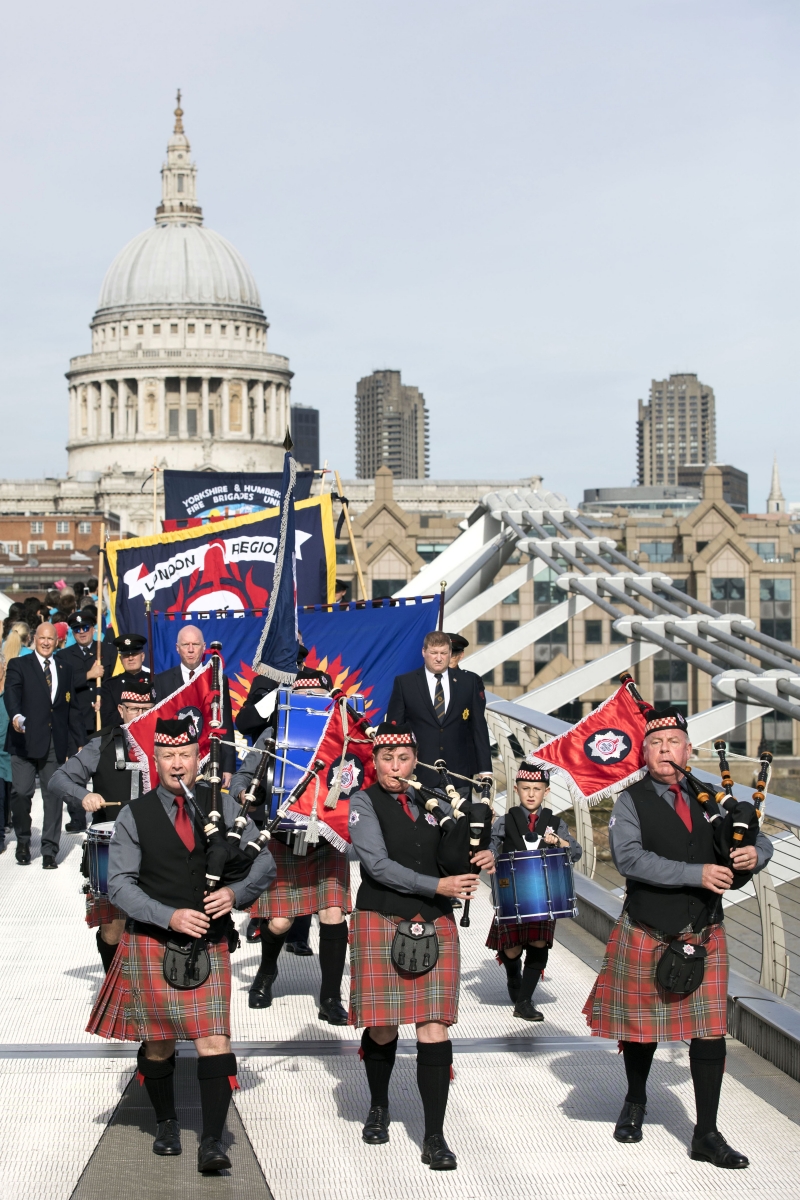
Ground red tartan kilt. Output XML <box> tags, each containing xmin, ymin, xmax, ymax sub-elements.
<box><xmin>583</xmin><ymin>912</ymin><xmax>728</xmax><ymax>1042</ymax></box>
<box><xmin>486</xmin><ymin>917</ymin><xmax>555</xmax><ymax>953</ymax></box>
<box><xmin>252</xmin><ymin>840</ymin><xmax>350</xmax><ymax>920</ymax></box>
<box><xmin>87</xmin><ymin>930</ymin><xmax>231</xmax><ymax>1042</ymax></box>
<box><xmin>348</xmin><ymin>910</ymin><xmax>460</xmax><ymax>1028</ymax></box>
<box><xmin>84</xmin><ymin>892</ymin><xmax>125</xmax><ymax>929</ymax></box>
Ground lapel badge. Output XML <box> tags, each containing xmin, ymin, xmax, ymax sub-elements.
<box><xmin>65</xmin><ymin>691</ymin><xmax>71</xmax><ymax>703</ymax></box>
<box><xmin>462</xmin><ymin>707</ymin><xmax>470</xmax><ymax>720</ymax></box>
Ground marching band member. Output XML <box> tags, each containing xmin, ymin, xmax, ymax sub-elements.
<box><xmin>347</xmin><ymin>723</ymin><xmax>494</xmax><ymax>1170</ymax></box>
<box><xmin>488</xmin><ymin>765</ymin><xmax>581</xmax><ymax>1020</ymax></box>
<box><xmin>583</xmin><ymin>708</ymin><xmax>772</xmax><ymax>1168</ymax></box>
<box><xmin>87</xmin><ymin>716</ymin><xmax>276</xmax><ymax>1173</ymax></box>
<box><xmin>50</xmin><ymin>679</ymin><xmax>155</xmax><ymax>972</ymax></box>
<box><xmin>100</xmin><ymin>632</ymin><xmax>153</xmax><ymax>727</ymax></box>
<box><xmin>230</xmin><ymin>668</ymin><xmax>352</xmax><ymax>1023</ymax></box>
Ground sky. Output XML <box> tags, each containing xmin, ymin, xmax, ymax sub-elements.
<box><xmin>0</xmin><ymin>1</ymin><xmax>797</xmax><ymax>509</ymax></box>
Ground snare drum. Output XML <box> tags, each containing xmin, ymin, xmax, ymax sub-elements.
<box><xmin>269</xmin><ymin>689</ymin><xmax>365</xmax><ymax>822</ymax></box>
<box><xmin>492</xmin><ymin>848</ymin><xmax>577</xmax><ymax>924</ymax></box>
<box><xmin>86</xmin><ymin>822</ymin><xmax>116</xmax><ymax>897</ymax></box>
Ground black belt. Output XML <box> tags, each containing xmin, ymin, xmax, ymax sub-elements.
<box><xmin>126</xmin><ymin>916</ymin><xmax>232</xmax><ymax>946</ymax></box>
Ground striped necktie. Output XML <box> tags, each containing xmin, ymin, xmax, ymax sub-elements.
<box><xmin>434</xmin><ymin>673</ymin><xmax>446</xmax><ymax>723</ymax></box>
<box><xmin>42</xmin><ymin>657</ymin><xmax>52</xmax><ymax>694</ymax></box>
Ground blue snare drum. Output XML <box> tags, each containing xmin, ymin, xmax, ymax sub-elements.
<box><xmin>491</xmin><ymin>848</ymin><xmax>577</xmax><ymax>923</ymax></box>
<box><xmin>86</xmin><ymin>822</ymin><xmax>116</xmax><ymax>897</ymax></box>
<box><xmin>270</xmin><ymin>689</ymin><xmax>365</xmax><ymax>822</ymax></box>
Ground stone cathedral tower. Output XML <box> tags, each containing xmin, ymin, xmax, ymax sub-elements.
<box><xmin>66</xmin><ymin>93</ymin><xmax>292</xmax><ymax>478</ymax></box>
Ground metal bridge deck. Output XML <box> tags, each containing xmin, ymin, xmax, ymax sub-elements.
<box><xmin>2</xmin><ymin>796</ymin><xmax>799</xmax><ymax>1200</ymax></box>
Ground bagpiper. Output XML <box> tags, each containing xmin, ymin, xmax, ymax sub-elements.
<box><xmin>583</xmin><ymin>708</ymin><xmax>772</xmax><ymax>1168</ymax></box>
<box><xmin>86</xmin><ymin>715</ymin><xmax>276</xmax><ymax>1173</ymax></box>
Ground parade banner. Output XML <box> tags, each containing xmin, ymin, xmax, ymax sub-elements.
<box><xmin>526</xmin><ymin>683</ymin><xmax>648</xmax><ymax>804</ymax></box>
<box><xmin>149</xmin><ymin>596</ymin><xmax>437</xmax><ymax>727</ymax></box>
<box><xmin>106</xmin><ymin>495</ymin><xmax>335</xmax><ymax>639</ymax></box>
<box><xmin>163</xmin><ymin>469</ymin><xmax>314</xmax><ymax>522</ymax></box>
<box><xmin>125</xmin><ymin>662</ymin><xmax>218</xmax><ymax>792</ymax></box>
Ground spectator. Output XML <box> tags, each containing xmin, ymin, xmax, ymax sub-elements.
<box><xmin>53</xmin><ymin>621</ymin><xmax>69</xmax><ymax>649</ymax></box>
<box><xmin>44</xmin><ymin>589</ymin><xmax>61</xmax><ymax>615</ymax></box>
<box><xmin>73</xmin><ymin>581</ymin><xmax>86</xmax><ymax>604</ymax></box>
<box><xmin>0</xmin><ymin>658</ymin><xmax>12</xmax><ymax>848</ymax></box>
<box><xmin>87</xmin><ymin>576</ymin><xmax>99</xmax><ymax>603</ymax></box>
<box><xmin>3</xmin><ymin>622</ymin><xmax>31</xmax><ymax>661</ymax></box>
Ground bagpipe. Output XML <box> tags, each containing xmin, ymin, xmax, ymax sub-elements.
<box><xmin>669</xmin><ymin>742</ymin><xmax>771</xmax><ymax>888</ymax></box>
<box><xmin>405</xmin><ymin>759</ymin><xmax>494</xmax><ymax>928</ymax></box>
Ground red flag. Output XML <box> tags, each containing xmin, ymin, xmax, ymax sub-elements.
<box><xmin>126</xmin><ymin>662</ymin><xmax>220</xmax><ymax>792</ymax></box>
<box><xmin>284</xmin><ymin>696</ymin><xmax>376</xmax><ymax>852</ymax></box>
<box><xmin>527</xmin><ymin>683</ymin><xmax>647</xmax><ymax>805</ymax></box>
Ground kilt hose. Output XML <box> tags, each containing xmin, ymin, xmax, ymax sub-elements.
<box><xmin>486</xmin><ymin>917</ymin><xmax>555</xmax><ymax>955</ymax></box>
<box><xmin>583</xmin><ymin>911</ymin><xmax>728</xmax><ymax>1042</ymax></box>
<box><xmin>84</xmin><ymin>892</ymin><xmax>125</xmax><ymax>929</ymax></box>
<box><xmin>251</xmin><ymin>840</ymin><xmax>350</xmax><ymax>921</ymax></box>
<box><xmin>87</xmin><ymin>930</ymin><xmax>231</xmax><ymax>1042</ymax></box>
<box><xmin>348</xmin><ymin>910</ymin><xmax>460</xmax><ymax>1029</ymax></box>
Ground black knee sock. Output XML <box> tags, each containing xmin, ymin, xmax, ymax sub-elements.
<box><xmin>360</xmin><ymin>1030</ymin><xmax>397</xmax><ymax>1107</ymax></box>
<box><xmin>621</xmin><ymin>1041</ymin><xmax>658</xmax><ymax>1105</ymax></box>
<box><xmin>259</xmin><ymin>926</ymin><xmax>287</xmax><ymax>974</ymax></box>
<box><xmin>96</xmin><ymin>929</ymin><xmax>118</xmax><ymax>974</ymax></box>
<box><xmin>689</xmin><ymin>1038</ymin><xmax>726</xmax><ymax>1138</ymax></box>
<box><xmin>416</xmin><ymin>1041</ymin><xmax>453</xmax><ymax>1140</ymax></box>
<box><xmin>518</xmin><ymin>946</ymin><xmax>548</xmax><ymax>1003</ymax></box>
<box><xmin>197</xmin><ymin>1053</ymin><xmax>238</xmax><ymax>1142</ymax></box>
<box><xmin>499</xmin><ymin>950</ymin><xmax>522</xmax><ymax>979</ymax></box>
<box><xmin>137</xmin><ymin>1049</ymin><xmax>177</xmax><ymax>1123</ymax></box>
<box><xmin>318</xmin><ymin>921</ymin><xmax>348</xmax><ymax>1002</ymax></box>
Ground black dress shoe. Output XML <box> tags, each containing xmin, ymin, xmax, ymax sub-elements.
<box><xmin>42</xmin><ymin>855</ymin><xmax>58</xmax><ymax>870</ymax></box>
<box><xmin>613</xmin><ymin>1101</ymin><xmax>646</xmax><ymax>1143</ymax></box>
<box><xmin>513</xmin><ymin>999</ymin><xmax>544</xmax><ymax>1021</ymax></box>
<box><xmin>248</xmin><ymin>967</ymin><xmax>278</xmax><ymax>1009</ymax></box>
<box><xmin>153</xmin><ymin>1119</ymin><xmax>181</xmax><ymax>1156</ymax></box>
<box><xmin>65</xmin><ymin>822</ymin><xmax>86</xmax><ymax>833</ymax></box>
<box><xmin>690</xmin><ymin>1130</ymin><xmax>749</xmax><ymax>1168</ymax></box>
<box><xmin>16</xmin><ymin>843</ymin><xmax>31</xmax><ymax>865</ymax></box>
<box><xmin>197</xmin><ymin>1135</ymin><xmax>231</xmax><ymax>1173</ymax></box>
<box><xmin>362</xmin><ymin>1105</ymin><xmax>390</xmax><ymax>1144</ymax></box>
<box><xmin>245</xmin><ymin>919</ymin><xmax>262</xmax><ymax>943</ymax></box>
<box><xmin>318</xmin><ymin>996</ymin><xmax>348</xmax><ymax>1025</ymax></box>
<box><xmin>285</xmin><ymin>939</ymin><xmax>313</xmax><ymax>956</ymax></box>
<box><xmin>421</xmin><ymin>1134</ymin><xmax>457</xmax><ymax>1170</ymax></box>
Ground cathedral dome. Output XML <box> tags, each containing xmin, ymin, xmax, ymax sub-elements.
<box><xmin>96</xmin><ymin>222</ymin><xmax>263</xmax><ymax>316</ymax></box>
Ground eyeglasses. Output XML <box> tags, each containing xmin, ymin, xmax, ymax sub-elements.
<box><xmin>74</xmin><ymin>625</ymin><xmax>92</xmax><ymax>634</ymax></box>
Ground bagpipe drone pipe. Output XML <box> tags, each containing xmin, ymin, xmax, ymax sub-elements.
<box><xmin>669</xmin><ymin>744</ymin><xmax>771</xmax><ymax>889</ymax></box>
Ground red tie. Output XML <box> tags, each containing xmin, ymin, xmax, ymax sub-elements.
<box><xmin>670</xmin><ymin>784</ymin><xmax>692</xmax><ymax>833</ymax></box>
<box><xmin>174</xmin><ymin>793</ymin><xmax>196</xmax><ymax>851</ymax></box>
<box><xmin>397</xmin><ymin>793</ymin><xmax>416</xmax><ymax>822</ymax></box>
<box><xmin>528</xmin><ymin>811</ymin><xmax>538</xmax><ymax>833</ymax></box>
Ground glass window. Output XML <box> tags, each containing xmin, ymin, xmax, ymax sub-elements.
<box><xmin>761</xmin><ymin>715</ymin><xmax>793</xmax><ymax>755</ymax></box>
<box><xmin>168</xmin><ymin>408</ymin><xmax>179</xmax><ymax>435</ymax></box>
<box><xmin>502</xmin><ymin>620</ymin><xmax>519</xmax><ymax>637</ymax></box>
<box><xmin>170</xmin><ymin>323</ymin><xmax>178</xmax><ymax>334</ymax></box>
<box><xmin>482</xmin><ymin>669</ymin><xmax>495</xmax><ymax>686</ymax></box>
<box><xmin>749</xmin><ymin>542</ymin><xmax>776</xmax><ymax>561</ymax></box>
<box><xmin>585</xmin><ymin>620</ymin><xmax>602</xmax><ymax>643</ymax></box>
<box><xmin>335</xmin><ymin>544</ymin><xmax>354</xmax><ymax>565</ymax></box>
<box><xmin>55</xmin><ymin>521</ymin><xmax>69</xmax><ymax>534</ymax></box>
<box><xmin>205</xmin><ymin>324</ymin><xmax>212</xmax><ymax>334</ymax></box>
<box><xmin>53</xmin><ymin>541</ymin><xmax>73</xmax><ymax>550</ymax></box>
<box><xmin>760</xmin><ymin>579</ymin><xmax>791</xmax><ymax>602</ymax></box>
<box><xmin>653</xmin><ymin>651</ymin><xmax>688</xmax><ymax>708</ymax></box>
<box><xmin>137</xmin><ymin>324</ymin><xmax>144</xmax><ymax>335</ymax></box>
<box><xmin>78</xmin><ymin>521</ymin><xmax>91</xmax><ymax>534</ymax></box>
<box><xmin>152</xmin><ymin>324</ymin><xmax>161</xmax><ymax>334</ymax></box>
<box><xmin>711</xmin><ymin>577</ymin><xmax>746</xmax><ymax>615</ymax></box>
<box><xmin>372</xmin><ymin>579</ymin><xmax>405</xmax><ymax>599</ymax></box>
<box><xmin>476</xmin><ymin>620</ymin><xmax>494</xmax><ymax>644</ymax></box>
<box><xmin>415</xmin><ymin>542</ymin><xmax>450</xmax><ymax>563</ymax></box>
<box><xmin>502</xmin><ymin>589</ymin><xmax>520</xmax><ymax>605</ymax></box>
<box><xmin>187</xmin><ymin>409</ymin><xmax>198</xmax><ymax>437</ymax></box>
<box><xmin>220</xmin><ymin>324</ymin><xmax>227</xmax><ymax>334</ymax></box>
<box><xmin>639</xmin><ymin>541</ymin><xmax>674</xmax><ymax>562</ymax></box>
<box><xmin>760</xmin><ymin>579</ymin><xmax>792</xmax><ymax>642</ymax></box>
<box><xmin>187</xmin><ymin>323</ymin><xmax>195</xmax><ymax>335</ymax></box>
<box><xmin>610</xmin><ymin>625</ymin><xmax>627</xmax><ymax>643</ymax></box>
<box><xmin>502</xmin><ymin>661</ymin><xmax>520</xmax><ymax>686</ymax></box>
<box><xmin>30</xmin><ymin>521</ymin><xmax>43</xmax><ymax>534</ymax></box>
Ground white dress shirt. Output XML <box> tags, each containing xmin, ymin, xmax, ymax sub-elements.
<box><xmin>35</xmin><ymin>650</ymin><xmax>58</xmax><ymax>703</ymax></box>
<box><xmin>425</xmin><ymin>667</ymin><xmax>450</xmax><ymax>712</ymax></box>
<box><xmin>179</xmin><ymin>662</ymin><xmax>200</xmax><ymax>686</ymax></box>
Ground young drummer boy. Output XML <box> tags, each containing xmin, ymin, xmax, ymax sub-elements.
<box><xmin>487</xmin><ymin>765</ymin><xmax>581</xmax><ymax>1020</ymax></box>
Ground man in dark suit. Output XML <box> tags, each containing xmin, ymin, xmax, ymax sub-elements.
<box><xmin>5</xmin><ymin>622</ymin><xmax>86</xmax><ymax>867</ymax></box>
<box><xmin>386</xmin><ymin>630</ymin><xmax>493</xmax><ymax>791</ymax></box>
<box><xmin>57</xmin><ymin>611</ymin><xmax>105</xmax><ymax>742</ymax></box>
<box><xmin>153</xmin><ymin>624</ymin><xmax>235</xmax><ymax>786</ymax></box>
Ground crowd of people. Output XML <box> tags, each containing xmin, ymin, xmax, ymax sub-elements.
<box><xmin>0</xmin><ymin>603</ymin><xmax>773</xmax><ymax>1177</ymax></box>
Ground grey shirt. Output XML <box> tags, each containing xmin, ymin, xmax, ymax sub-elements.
<box><xmin>609</xmin><ymin>774</ymin><xmax>773</xmax><ymax>888</ymax></box>
<box><xmin>348</xmin><ymin>787</ymin><xmax>454</xmax><ymax>899</ymax></box>
<box><xmin>49</xmin><ymin>734</ymin><xmax>142</xmax><ymax>809</ymax></box>
<box><xmin>490</xmin><ymin>810</ymin><xmax>582</xmax><ymax>863</ymax></box>
<box><xmin>108</xmin><ymin>783</ymin><xmax>277</xmax><ymax>929</ymax></box>
<box><xmin>228</xmin><ymin>729</ymin><xmax>271</xmax><ymax>806</ymax></box>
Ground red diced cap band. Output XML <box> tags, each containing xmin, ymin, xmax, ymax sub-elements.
<box><xmin>517</xmin><ymin>767</ymin><xmax>549</xmax><ymax>783</ymax></box>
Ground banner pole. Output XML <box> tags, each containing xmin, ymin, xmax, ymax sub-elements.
<box><xmin>335</xmin><ymin>469</ymin><xmax>367</xmax><ymax>602</ymax></box>
<box><xmin>438</xmin><ymin>581</ymin><xmax>446</xmax><ymax>631</ymax></box>
<box><xmin>146</xmin><ymin>600</ymin><xmax>155</xmax><ymax>678</ymax></box>
<box><xmin>95</xmin><ymin>523</ymin><xmax>106</xmax><ymax>731</ymax></box>
<box><xmin>152</xmin><ymin>461</ymin><xmax>158</xmax><ymax>535</ymax></box>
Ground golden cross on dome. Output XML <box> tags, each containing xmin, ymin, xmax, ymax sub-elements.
<box><xmin>174</xmin><ymin>89</ymin><xmax>184</xmax><ymax>134</ymax></box>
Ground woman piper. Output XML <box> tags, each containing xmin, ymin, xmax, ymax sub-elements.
<box><xmin>346</xmin><ymin>722</ymin><xmax>495</xmax><ymax>1171</ymax></box>
<box><xmin>488</xmin><ymin>763</ymin><xmax>582</xmax><ymax>1020</ymax></box>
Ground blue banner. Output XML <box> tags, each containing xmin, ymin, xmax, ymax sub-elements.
<box><xmin>107</xmin><ymin>495</ymin><xmax>335</xmax><ymax>639</ymax></box>
<box><xmin>163</xmin><ymin>468</ymin><xmax>314</xmax><ymax>521</ymax></box>
<box><xmin>149</xmin><ymin>597</ymin><xmax>438</xmax><ymax>728</ymax></box>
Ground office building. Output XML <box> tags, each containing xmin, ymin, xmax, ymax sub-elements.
<box><xmin>355</xmin><ymin>369</ymin><xmax>429</xmax><ymax>479</ymax></box>
<box><xmin>290</xmin><ymin>404</ymin><xmax>320</xmax><ymax>471</ymax></box>
<box><xmin>637</xmin><ymin>373</ymin><xmax>716</xmax><ymax>487</ymax></box>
